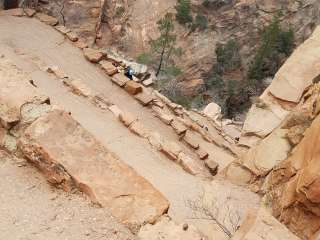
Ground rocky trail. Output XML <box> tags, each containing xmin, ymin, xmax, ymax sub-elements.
<box><xmin>0</xmin><ymin>12</ymin><xmax>258</xmax><ymax>239</ymax></box>
<box><xmin>0</xmin><ymin>8</ymin><xmax>314</xmax><ymax>240</ymax></box>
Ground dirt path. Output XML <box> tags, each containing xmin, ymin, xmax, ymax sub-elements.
<box><xmin>0</xmin><ymin>151</ymin><xmax>135</xmax><ymax>240</ymax></box>
<box><xmin>0</xmin><ymin>15</ymin><xmax>259</xmax><ymax>239</ymax></box>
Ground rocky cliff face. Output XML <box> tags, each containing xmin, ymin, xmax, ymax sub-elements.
<box><xmin>38</xmin><ymin>0</ymin><xmax>320</xmax><ymax>96</ymax></box>
<box><xmin>223</xmin><ymin>25</ymin><xmax>320</xmax><ymax>239</ymax></box>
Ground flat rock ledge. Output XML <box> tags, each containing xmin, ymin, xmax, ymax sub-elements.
<box><xmin>18</xmin><ymin>110</ymin><xmax>169</xmax><ymax>233</ymax></box>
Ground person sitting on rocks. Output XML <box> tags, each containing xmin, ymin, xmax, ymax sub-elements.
<box><xmin>124</xmin><ymin>66</ymin><xmax>134</xmax><ymax>80</ymax></box>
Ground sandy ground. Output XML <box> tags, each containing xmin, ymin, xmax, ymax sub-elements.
<box><xmin>0</xmin><ymin>151</ymin><xmax>135</xmax><ymax>240</ymax></box>
<box><xmin>0</xmin><ymin>15</ymin><xmax>259</xmax><ymax>239</ymax></box>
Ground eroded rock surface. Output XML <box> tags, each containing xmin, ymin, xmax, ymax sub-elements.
<box><xmin>232</xmin><ymin>208</ymin><xmax>300</xmax><ymax>240</ymax></box>
<box><xmin>0</xmin><ymin>58</ymin><xmax>49</xmax><ymax>129</ymax></box>
<box><xmin>138</xmin><ymin>216</ymin><xmax>205</xmax><ymax>240</ymax></box>
<box><xmin>18</xmin><ymin>110</ymin><xmax>169</xmax><ymax>232</ymax></box>
<box><xmin>268</xmin><ymin>27</ymin><xmax>320</xmax><ymax>103</ymax></box>
<box><xmin>266</xmin><ymin>114</ymin><xmax>320</xmax><ymax>239</ymax></box>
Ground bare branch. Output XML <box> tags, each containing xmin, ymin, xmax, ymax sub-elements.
<box><xmin>185</xmin><ymin>191</ymin><xmax>241</xmax><ymax>239</ymax></box>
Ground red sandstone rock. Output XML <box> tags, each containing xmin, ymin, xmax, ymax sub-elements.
<box><xmin>18</xmin><ymin>110</ymin><xmax>169</xmax><ymax>232</ymax></box>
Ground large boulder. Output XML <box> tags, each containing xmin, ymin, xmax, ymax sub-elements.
<box><xmin>18</xmin><ymin>110</ymin><xmax>169</xmax><ymax>232</ymax></box>
<box><xmin>266</xmin><ymin>114</ymin><xmax>320</xmax><ymax>239</ymax></box>
<box><xmin>241</xmin><ymin>27</ymin><xmax>320</xmax><ymax>140</ymax></box>
<box><xmin>203</xmin><ymin>102</ymin><xmax>222</xmax><ymax>121</ymax></box>
<box><xmin>240</xmin><ymin>128</ymin><xmax>291</xmax><ymax>177</ymax></box>
<box><xmin>242</xmin><ymin>102</ymin><xmax>289</xmax><ymax>138</ymax></box>
<box><xmin>267</xmin><ymin>26</ymin><xmax>320</xmax><ymax>103</ymax></box>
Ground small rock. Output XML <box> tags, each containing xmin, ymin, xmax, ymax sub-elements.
<box><xmin>111</xmin><ymin>74</ymin><xmax>130</xmax><ymax>87</ymax></box>
<box><xmin>124</xmin><ymin>81</ymin><xmax>143</xmax><ymax>95</ymax></box>
<box><xmin>178</xmin><ymin>152</ymin><xmax>203</xmax><ymax>176</ymax></box>
<box><xmin>66</xmin><ymin>31</ymin><xmax>79</xmax><ymax>42</ymax></box>
<box><xmin>119</xmin><ymin>112</ymin><xmax>137</xmax><ymax>127</ymax></box>
<box><xmin>134</xmin><ymin>92</ymin><xmax>154</xmax><ymax>106</ymax></box>
<box><xmin>196</xmin><ymin>148</ymin><xmax>209</xmax><ymax>160</ymax></box>
<box><xmin>129</xmin><ymin>121</ymin><xmax>148</xmax><ymax>138</ymax></box>
<box><xmin>138</xmin><ymin>216</ymin><xmax>205</xmax><ymax>240</ymax></box>
<box><xmin>147</xmin><ymin>132</ymin><xmax>164</xmax><ymax>150</ymax></box>
<box><xmin>25</xmin><ymin>8</ymin><xmax>36</xmax><ymax>17</ymax></box>
<box><xmin>63</xmin><ymin>79</ymin><xmax>92</xmax><ymax>97</ymax></box>
<box><xmin>152</xmin><ymin>99</ymin><xmax>165</xmax><ymax>109</ymax></box>
<box><xmin>171</xmin><ymin>120</ymin><xmax>187</xmax><ymax>135</ymax></box>
<box><xmin>74</xmin><ymin>39</ymin><xmax>88</xmax><ymax>49</ymax></box>
<box><xmin>83</xmin><ymin>48</ymin><xmax>104</xmax><ymax>63</ymax></box>
<box><xmin>55</xmin><ymin>25</ymin><xmax>71</xmax><ymax>34</ymax></box>
<box><xmin>183</xmin><ymin>223</ymin><xmax>189</xmax><ymax>231</ymax></box>
<box><xmin>183</xmin><ymin>131</ymin><xmax>199</xmax><ymax>149</ymax></box>
<box><xmin>6</xmin><ymin>8</ymin><xmax>24</xmax><ymax>17</ymax></box>
<box><xmin>99</xmin><ymin>60</ymin><xmax>118</xmax><ymax>76</ymax></box>
<box><xmin>36</xmin><ymin>13</ymin><xmax>58</xmax><ymax>26</ymax></box>
<box><xmin>153</xmin><ymin>107</ymin><xmax>174</xmax><ymax>125</ymax></box>
<box><xmin>108</xmin><ymin>105</ymin><xmax>123</xmax><ymax>118</ymax></box>
<box><xmin>205</xmin><ymin>159</ymin><xmax>219</xmax><ymax>176</ymax></box>
<box><xmin>46</xmin><ymin>65</ymin><xmax>67</xmax><ymax>79</ymax></box>
<box><xmin>161</xmin><ymin>141</ymin><xmax>182</xmax><ymax>161</ymax></box>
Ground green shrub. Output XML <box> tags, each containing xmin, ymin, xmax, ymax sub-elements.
<box><xmin>215</xmin><ymin>39</ymin><xmax>241</xmax><ymax>73</ymax></box>
<box><xmin>175</xmin><ymin>0</ymin><xmax>193</xmax><ymax>25</ymax></box>
<box><xmin>163</xmin><ymin>65</ymin><xmax>182</xmax><ymax>77</ymax></box>
<box><xmin>248</xmin><ymin>16</ymin><xmax>295</xmax><ymax>85</ymax></box>
<box><xmin>137</xmin><ymin>53</ymin><xmax>152</xmax><ymax>64</ymax></box>
<box><xmin>115</xmin><ymin>6</ymin><xmax>125</xmax><ymax>17</ymax></box>
<box><xmin>202</xmin><ymin>0</ymin><xmax>210</xmax><ymax>7</ymax></box>
<box><xmin>204</xmin><ymin>39</ymin><xmax>248</xmax><ymax>117</ymax></box>
<box><xmin>192</xmin><ymin>14</ymin><xmax>208</xmax><ymax>31</ymax></box>
<box><xmin>205</xmin><ymin>72</ymin><xmax>225</xmax><ymax>90</ymax></box>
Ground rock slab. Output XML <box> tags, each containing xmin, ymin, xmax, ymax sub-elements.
<box><xmin>83</xmin><ymin>48</ymin><xmax>104</xmax><ymax>63</ymax></box>
<box><xmin>232</xmin><ymin>208</ymin><xmax>300</xmax><ymax>240</ymax></box>
<box><xmin>18</xmin><ymin>110</ymin><xmax>169</xmax><ymax>232</ymax></box>
<box><xmin>112</xmin><ymin>73</ymin><xmax>130</xmax><ymax>87</ymax></box>
<box><xmin>124</xmin><ymin>81</ymin><xmax>143</xmax><ymax>95</ymax></box>
<box><xmin>99</xmin><ymin>60</ymin><xmax>118</xmax><ymax>76</ymax></box>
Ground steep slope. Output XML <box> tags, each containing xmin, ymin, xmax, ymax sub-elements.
<box><xmin>222</xmin><ymin>25</ymin><xmax>320</xmax><ymax>239</ymax></box>
<box><xmin>38</xmin><ymin>0</ymin><xmax>320</xmax><ymax>87</ymax></box>
<box><xmin>0</xmin><ymin>12</ymin><xmax>262</xmax><ymax>239</ymax></box>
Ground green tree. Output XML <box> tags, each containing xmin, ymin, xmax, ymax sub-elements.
<box><xmin>215</xmin><ymin>40</ymin><xmax>241</xmax><ymax>73</ymax></box>
<box><xmin>248</xmin><ymin>16</ymin><xmax>294</xmax><ymax>86</ymax></box>
<box><xmin>175</xmin><ymin>0</ymin><xmax>193</xmax><ymax>25</ymax></box>
<box><xmin>150</xmin><ymin>13</ymin><xmax>181</xmax><ymax>76</ymax></box>
<box><xmin>204</xmin><ymin>39</ymin><xmax>247</xmax><ymax>117</ymax></box>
